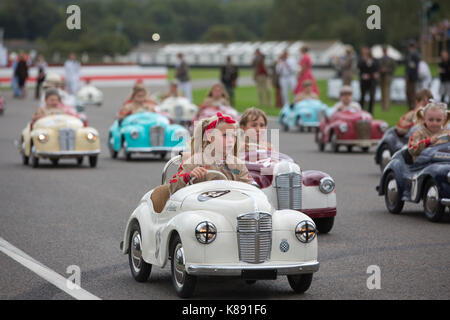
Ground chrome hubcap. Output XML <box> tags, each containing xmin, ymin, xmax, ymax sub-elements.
<box><xmin>387</xmin><ymin>179</ymin><xmax>398</xmax><ymax>205</ymax></box>
<box><xmin>131</xmin><ymin>231</ymin><xmax>142</xmax><ymax>273</ymax></box>
<box><xmin>174</xmin><ymin>243</ymin><xmax>186</xmax><ymax>287</ymax></box>
<box><xmin>425</xmin><ymin>185</ymin><xmax>439</xmax><ymax>214</ymax></box>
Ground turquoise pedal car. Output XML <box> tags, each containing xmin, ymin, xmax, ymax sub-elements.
<box><xmin>279</xmin><ymin>99</ymin><xmax>329</xmax><ymax>132</ymax></box>
<box><xmin>108</xmin><ymin>112</ymin><xmax>187</xmax><ymax>161</ymax></box>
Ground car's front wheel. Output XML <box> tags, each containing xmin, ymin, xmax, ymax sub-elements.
<box><xmin>30</xmin><ymin>145</ymin><xmax>39</xmax><ymax>168</ymax></box>
<box><xmin>170</xmin><ymin>234</ymin><xmax>197</xmax><ymax>298</ymax></box>
<box><xmin>317</xmin><ymin>131</ymin><xmax>325</xmax><ymax>152</ymax></box>
<box><xmin>51</xmin><ymin>158</ymin><xmax>59</xmax><ymax>166</ymax></box>
<box><xmin>108</xmin><ymin>134</ymin><xmax>118</xmax><ymax>159</ymax></box>
<box><xmin>330</xmin><ymin>131</ymin><xmax>339</xmax><ymax>153</ymax></box>
<box><xmin>287</xmin><ymin>273</ymin><xmax>313</xmax><ymax>294</ymax></box>
<box><xmin>314</xmin><ymin>217</ymin><xmax>334</xmax><ymax>234</ymax></box>
<box><xmin>281</xmin><ymin>116</ymin><xmax>289</xmax><ymax>132</ymax></box>
<box><xmin>21</xmin><ymin>138</ymin><xmax>29</xmax><ymax>165</ymax></box>
<box><xmin>423</xmin><ymin>179</ymin><xmax>445</xmax><ymax>222</ymax></box>
<box><xmin>89</xmin><ymin>156</ymin><xmax>98</xmax><ymax>168</ymax></box>
<box><xmin>384</xmin><ymin>172</ymin><xmax>404</xmax><ymax>214</ymax></box>
<box><xmin>128</xmin><ymin>222</ymin><xmax>152</xmax><ymax>282</ymax></box>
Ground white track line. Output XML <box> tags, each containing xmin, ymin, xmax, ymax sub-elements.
<box><xmin>0</xmin><ymin>237</ymin><xmax>101</xmax><ymax>300</ymax></box>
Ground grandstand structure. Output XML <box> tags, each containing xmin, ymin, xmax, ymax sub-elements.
<box><xmin>129</xmin><ymin>40</ymin><xmax>349</xmax><ymax>67</ymax></box>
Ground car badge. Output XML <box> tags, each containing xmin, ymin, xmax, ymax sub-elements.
<box><xmin>198</xmin><ymin>190</ymin><xmax>230</xmax><ymax>202</ymax></box>
<box><xmin>280</xmin><ymin>239</ymin><xmax>290</xmax><ymax>253</ymax></box>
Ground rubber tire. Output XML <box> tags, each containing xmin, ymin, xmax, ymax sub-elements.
<box><xmin>128</xmin><ymin>221</ymin><xmax>152</xmax><ymax>282</ymax></box>
<box><xmin>245</xmin><ymin>280</ymin><xmax>257</xmax><ymax>285</ymax></box>
<box><xmin>21</xmin><ymin>138</ymin><xmax>29</xmax><ymax>165</ymax></box>
<box><xmin>362</xmin><ymin>147</ymin><xmax>370</xmax><ymax>153</ymax></box>
<box><xmin>287</xmin><ymin>273</ymin><xmax>313</xmax><ymax>294</ymax></box>
<box><xmin>125</xmin><ymin>151</ymin><xmax>132</xmax><ymax>161</ymax></box>
<box><xmin>170</xmin><ymin>234</ymin><xmax>197</xmax><ymax>298</ymax></box>
<box><xmin>159</xmin><ymin>152</ymin><xmax>167</xmax><ymax>160</ymax></box>
<box><xmin>89</xmin><ymin>156</ymin><xmax>98</xmax><ymax>168</ymax></box>
<box><xmin>77</xmin><ymin>157</ymin><xmax>83</xmax><ymax>165</ymax></box>
<box><xmin>30</xmin><ymin>145</ymin><xmax>39</xmax><ymax>168</ymax></box>
<box><xmin>317</xmin><ymin>131</ymin><xmax>325</xmax><ymax>152</ymax></box>
<box><xmin>281</xmin><ymin>116</ymin><xmax>289</xmax><ymax>132</ymax></box>
<box><xmin>108</xmin><ymin>134</ymin><xmax>118</xmax><ymax>159</ymax></box>
<box><xmin>346</xmin><ymin>145</ymin><xmax>353</xmax><ymax>153</ymax></box>
<box><xmin>384</xmin><ymin>172</ymin><xmax>404</xmax><ymax>214</ymax></box>
<box><xmin>423</xmin><ymin>179</ymin><xmax>446</xmax><ymax>222</ymax></box>
<box><xmin>330</xmin><ymin>132</ymin><xmax>339</xmax><ymax>153</ymax></box>
<box><xmin>314</xmin><ymin>217</ymin><xmax>334</xmax><ymax>234</ymax></box>
<box><xmin>51</xmin><ymin>158</ymin><xmax>59</xmax><ymax>166</ymax></box>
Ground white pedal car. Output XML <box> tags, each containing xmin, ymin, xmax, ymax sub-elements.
<box><xmin>77</xmin><ymin>83</ymin><xmax>103</xmax><ymax>106</ymax></box>
<box><xmin>159</xmin><ymin>97</ymin><xmax>198</xmax><ymax>126</ymax></box>
<box><xmin>120</xmin><ymin>155</ymin><xmax>319</xmax><ymax>298</ymax></box>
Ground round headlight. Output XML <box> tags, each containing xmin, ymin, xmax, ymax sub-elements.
<box><xmin>319</xmin><ymin>177</ymin><xmax>335</xmax><ymax>194</ymax></box>
<box><xmin>130</xmin><ymin>130</ymin><xmax>139</xmax><ymax>140</ymax></box>
<box><xmin>339</xmin><ymin>123</ymin><xmax>348</xmax><ymax>133</ymax></box>
<box><xmin>37</xmin><ymin>132</ymin><xmax>49</xmax><ymax>143</ymax></box>
<box><xmin>86</xmin><ymin>132</ymin><xmax>97</xmax><ymax>142</ymax></box>
<box><xmin>295</xmin><ymin>220</ymin><xmax>317</xmax><ymax>243</ymax></box>
<box><xmin>195</xmin><ymin>222</ymin><xmax>217</xmax><ymax>244</ymax></box>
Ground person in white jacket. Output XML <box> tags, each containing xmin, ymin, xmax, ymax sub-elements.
<box><xmin>64</xmin><ymin>53</ymin><xmax>81</xmax><ymax>95</ymax></box>
<box><xmin>276</xmin><ymin>51</ymin><xmax>298</xmax><ymax>105</ymax></box>
<box><xmin>418</xmin><ymin>60</ymin><xmax>432</xmax><ymax>90</ymax></box>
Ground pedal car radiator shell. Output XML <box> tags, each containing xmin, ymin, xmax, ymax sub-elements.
<box><xmin>237</xmin><ymin>212</ymin><xmax>272</xmax><ymax>264</ymax></box>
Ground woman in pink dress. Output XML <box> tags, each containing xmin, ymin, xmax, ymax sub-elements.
<box><xmin>294</xmin><ymin>46</ymin><xmax>319</xmax><ymax>96</ymax></box>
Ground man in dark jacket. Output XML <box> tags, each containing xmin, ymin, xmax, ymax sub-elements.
<box><xmin>175</xmin><ymin>53</ymin><xmax>192</xmax><ymax>102</ymax></box>
<box><xmin>378</xmin><ymin>46</ymin><xmax>396</xmax><ymax>111</ymax></box>
<box><xmin>405</xmin><ymin>41</ymin><xmax>421</xmax><ymax>109</ymax></box>
<box><xmin>15</xmin><ymin>53</ymin><xmax>29</xmax><ymax>98</ymax></box>
<box><xmin>358</xmin><ymin>47</ymin><xmax>379</xmax><ymax>114</ymax></box>
<box><xmin>220</xmin><ymin>56</ymin><xmax>239</xmax><ymax>106</ymax></box>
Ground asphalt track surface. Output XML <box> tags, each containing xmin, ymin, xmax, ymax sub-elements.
<box><xmin>1</xmin><ymin>85</ymin><xmax>449</xmax><ymax>300</ymax></box>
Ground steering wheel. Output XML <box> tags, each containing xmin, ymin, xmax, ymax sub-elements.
<box><xmin>189</xmin><ymin>169</ymin><xmax>228</xmax><ymax>184</ymax></box>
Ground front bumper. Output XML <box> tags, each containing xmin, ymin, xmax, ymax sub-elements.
<box><xmin>336</xmin><ymin>139</ymin><xmax>380</xmax><ymax>147</ymax></box>
<box><xmin>126</xmin><ymin>146</ymin><xmax>185</xmax><ymax>153</ymax></box>
<box><xmin>36</xmin><ymin>150</ymin><xmax>100</xmax><ymax>158</ymax></box>
<box><xmin>186</xmin><ymin>261</ymin><xmax>319</xmax><ymax>277</ymax></box>
<box><xmin>441</xmin><ymin>198</ymin><xmax>450</xmax><ymax>206</ymax></box>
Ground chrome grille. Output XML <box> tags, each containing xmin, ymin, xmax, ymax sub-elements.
<box><xmin>275</xmin><ymin>173</ymin><xmax>302</xmax><ymax>210</ymax></box>
<box><xmin>150</xmin><ymin>126</ymin><xmax>165</xmax><ymax>146</ymax></box>
<box><xmin>58</xmin><ymin>128</ymin><xmax>75</xmax><ymax>151</ymax></box>
<box><xmin>237</xmin><ymin>212</ymin><xmax>272</xmax><ymax>264</ymax></box>
<box><xmin>356</xmin><ymin>120</ymin><xmax>371</xmax><ymax>140</ymax></box>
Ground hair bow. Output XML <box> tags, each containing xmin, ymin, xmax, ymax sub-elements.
<box><xmin>206</xmin><ymin>112</ymin><xmax>236</xmax><ymax>131</ymax></box>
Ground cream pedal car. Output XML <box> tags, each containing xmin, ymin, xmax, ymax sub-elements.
<box><xmin>20</xmin><ymin>114</ymin><xmax>100</xmax><ymax>168</ymax></box>
<box><xmin>120</xmin><ymin>155</ymin><xmax>319</xmax><ymax>298</ymax></box>
<box><xmin>159</xmin><ymin>97</ymin><xmax>198</xmax><ymax>126</ymax></box>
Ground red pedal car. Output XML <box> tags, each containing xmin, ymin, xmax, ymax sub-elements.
<box><xmin>316</xmin><ymin>109</ymin><xmax>388</xmax><ymax>153</ymax></box>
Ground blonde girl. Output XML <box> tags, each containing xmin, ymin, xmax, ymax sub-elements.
<box><xmin>408</xmin><ymin>101</ymin><xmax>450</xmax><ymax>161</ymax></box>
